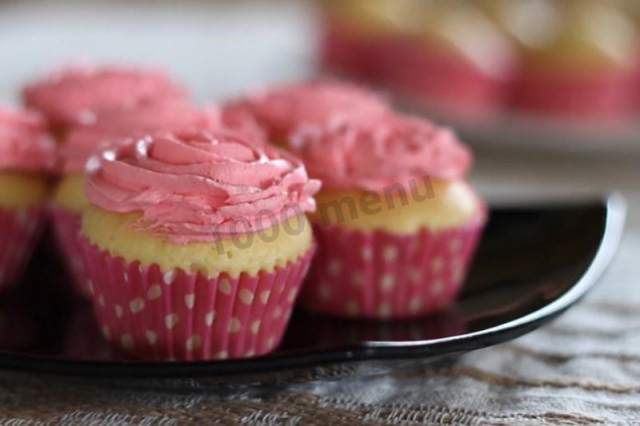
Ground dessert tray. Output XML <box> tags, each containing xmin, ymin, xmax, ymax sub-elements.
<box><xmin>400</xmin><ymin>99</ymin><xmax>640</xmax><ymax>156</ymax></box>
<box><xmin>0</xmin><ymin>194</ymin><xmax>625</xmax><ymax>378</ymax></box>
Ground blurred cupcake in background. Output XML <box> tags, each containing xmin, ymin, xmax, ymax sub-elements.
<box><xmin>78</xmin><ymin>131</ymin><xmax>319</xmax><ymax>360</ymax></box>
<box><xmin>378</xmin><ymin>1</ymin><xmax>516</xmax><ymax>120</ymax></box>
<box><xmin>22</xmin><ymin>65</ymin><xmax>188</xmax><ymax>139</ymax></box>
<box><xmin>609</xmin><ymin>0</ymin><xmax>640</xmax><ymax>113</ymax></box>
<box><xmin>0</xmin><ymin>107</ymin><xmax>55</xmax><ymax>290</ymax></box>
<box><xmin>224</xmin><ymin>80</ymin><xmax>390</xmax><ymax>146</ymax></box>
<box><xmin>319</xmin><ymin>0</ymin><xmax>422</xmax><ymax>79</ymax></box>
<box><xmin>474</xmin><ymin>0</ymin><xmax>560</xmax><ymax>47</ymax></box>
<box><xmin>52</xmin><ymin>101</ymin><xmax>245</xmax><ymax>297</ymax></box>
<box><xmin>291</xmin><ymin>113</ymin><xmax>486</xmax><ymax>320</ymax></box>
<box><xmin>510</xmin><ymin>0</ymin><xmax>638</xmax><ymax>120</ymax></box>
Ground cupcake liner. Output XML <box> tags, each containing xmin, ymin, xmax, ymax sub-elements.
<box><xmin>511</xmin><ymin>68</ymin><xmax>633</xmax><ymax>120</ymax></box>
<box><xmin>0</xmin><ymin>207</ymin><xmax>46</xmax><ymax>290</ymax></box>
<box><xmin>299</xmin><ymin>215</ymin><xmax>486</xmax><ymax>319</ymax></box>
<box><xmin>50</xmin><ymin>206</ymin><xmax>90</xmax><ymax>296</ymax></box>
<box><xmin>320</xmin><ymin>15</ymin><xmax>370</xmax><ymax>77</ymax></box>
<box><xmin>376</xmin><ymin>42</ymin><xmax>511</xmax><ymax>119</ymax></box>
<box><xmin>78</xmin><ymin>236</ymin><xmax>315</xmax><ymax>361</ymax></box>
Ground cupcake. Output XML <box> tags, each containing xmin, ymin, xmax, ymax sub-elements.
<box><xmin>77</xmin><ymin>131</ymin><xmax>319</xmax><ymax>360</ymax></box>
<box><xmin>52</xmin><ymin>101</ymin><xmax>256</xmax><ymax>297</ymax></box>
<box><xmin>22</xmin><ymin>64</ymin><xmax>188</xmax><ymax>138</ymax></box>
<box><xmin>319</xmin><ymin>0</ymin><xmax>421</xmax><ymax>79</ymax></box>
<box><xmin>377</xmin><ymin>1</ymin><xmax>516</xmax><ymax>120</ymax></box>
<box><xmin>510</xmin><ymin>0</ymin><xmax>638</xmax><ymax>120</ymax></box>
<box><xmin>620</xmin><ymin>1</ymin><xmax>640</xmax><ymax>110</ymax></box>
<box><xmin>0</xmin><ymin>107</ymin><xmax>55</xmax><ymax>290</ymax></box>
<box><xmin>290</xmin><ymin>113</ymin><xmax>486</xmax><ymax>319</ymax></box>
<box><xmin>224</xmin><ymin>80</ymin><xmax>390</xmax><ymax>145</ymax></box>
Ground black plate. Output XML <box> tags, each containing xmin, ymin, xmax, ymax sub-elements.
<box><xmin>0</xmin><ymin>194</ymin><xmax>626</xmax><ymax>378</ymax></box>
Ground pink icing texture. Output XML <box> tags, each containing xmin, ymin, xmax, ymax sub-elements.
<box><xmin>22</xmin><ymin>65</ymin><xmax>188</xmax><ymax>129</ymax></box>
<box><xmin>224</xmin><ymin>80</ymin><xmax>391</xmax><ymax>140</ymax></box>
<box><xmin>0</xmin><ymin>106</ymin><xmax>55</xmax><ymax>172</ymax></box>
<box><xmin>289</xmin><ymin>113</ymin><xmax>472</xmax><ymax>191</ymax></box>
<box><xmin>85</xmin><ymin>131</ymin><xmax>320</xmax><ymax>243</ymax></box>
<box><xmin>60</xmin><ymin>102</ymin><xmax>266</xmax><ymax>173</ymax></box>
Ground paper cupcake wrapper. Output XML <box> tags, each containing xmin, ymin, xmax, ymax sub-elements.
<box><xmin>78</xmin><ymin>237</ymin><xmax>315</xmax><ymax>361</ymax></box>
<box><xmin>376</xmin><ymin>43</ymin><xmax>511</xmax><ymax>119</ymax></box>
<box><xmin>299</xmin><ymin>215</ymin><xmax>485</xmax><ymax>319</ymax></box>
<box><xmin>511</xmin><ymin>69</ymin><xmax>633</xmax><ymax>119</ymax></box>
<box><xmin>320</xmin><ymin>15</ymin><xmax>371</xmax><ymax>77</ymax></box>
<box><xmin>50</xmin><ymin>206</ymin><xmax>90</xmax><ymax>297</ymax></box>
<box><xmin>0</xmin><ymin>207</ymin><xmax>46</xmax><ymax>290</ymax></box>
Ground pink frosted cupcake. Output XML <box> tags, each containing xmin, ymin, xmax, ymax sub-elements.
<box><xmin>78</xmin><ymin>131</ymin><xmax>319</xmax><ymax>360</ymax></box>
<box><xmin>22</xmin><ymin>65</ymin><xmax>188</xmax><ymax>138</ymax></box>
<box><xmin>0</xmin><ymin>107</ymin><xmax>55</xmax><ymax>289</ymax></box>
<box><xmin>224</xmin><ymin>80</ymin><xmax>390</xmax><ymax>145</ymax></box>
<box><xmin>290</xmin><ymin>113</ymin><xmax>486</xmax><ymax>319</ymax></box>
<box><xmin>52</xmin><ymin>101</ymin><xmax>260</xmax><ymax>297</ymax></box>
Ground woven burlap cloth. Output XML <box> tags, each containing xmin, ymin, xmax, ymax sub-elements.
<box><xmin>0</xmin><ymin>151</ymin><xmax>637</xmax><ymax>424</ymax></box>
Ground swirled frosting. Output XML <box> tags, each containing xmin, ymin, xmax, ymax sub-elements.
<box><xmin>85</xmin><ymin>131</ymin><xmax>320</xmax><ymax>243</ymax></box>
<box><xmin>289</xmin><ymin>113</ymin><xmax>472</xmax><ymax>191</ymax></box>
<box><xmin>0</xmin><ymin>106</ymin><xmax>55</xmax><ymax>172</ymax></box>
<box><xmin>224</xmin><ymin>81</ymin><xmax>390</xmax><ymax>140</ymax></box>
<box><xmin>22</xmin><ymin>65</ymin><xmax>187</xmax><ymax>129</ymax></box>
<box><xmin>60</xmin><ymin>101</ymin><xmax>265</xmax><ymax>173</ymax></box>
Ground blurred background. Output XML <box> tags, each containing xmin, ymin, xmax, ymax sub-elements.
<box><xmin>2</xmin><ymin>0</ymin><xmax>640</xmax><ymax>222</ymax></box>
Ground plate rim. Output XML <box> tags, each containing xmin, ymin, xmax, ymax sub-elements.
<box><xmin>0</xmin><ymin>194</ymin><xmax>627</xmax><ymax>378</ymax></box>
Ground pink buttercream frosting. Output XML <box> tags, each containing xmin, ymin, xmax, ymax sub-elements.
<box><xmin>22</xmin><ymin>65</ymin><xmax>188</xmax><ymax>129</ymax></box>
<box><xmin>60</xmin><ymin>102</ymin><xmax>265</xmax><ymax>173</ymax></box>
<box><xmin>0</xmin><ymin>106</ymin><xmax>55</xmax><ymax>172</ymax></box>
<box><xmin>289</xmin><ymin>113</ymin><xmax>472</xmax><ymax>191</ymax></box>
<box><xmin>224</xmin><ymin>81</ymin><xmax>390</xmax><ymax>140</ymax></box>
<box><xmin>85</xmin><ymin>131</ymin><xmax>320</xmax><ymax>243</ymax></box>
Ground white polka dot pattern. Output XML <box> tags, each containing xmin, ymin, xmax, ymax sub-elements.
<box><xmin>78</xmin><ymin>236</ymin><xmax>316</xmax><ymax>361</ymax></box>
<box><xmin>299</xmin><ymin>216</ymin><xmax>485</xmax><ymax>319</ymax></box>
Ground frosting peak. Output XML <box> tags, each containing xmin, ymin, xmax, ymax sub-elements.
<box><xmin>85</xmin><ymin>131</ymin><xmax>320</xmax><ymax>243</ymax></box>
<box><xmin>22</xmin><ymin>65</ymin><xmax>188</xmax><ymax>129</ymax></box>
<box><xmin>60</xmin><ymin>101</ymin><xmax>264</xmax><ymax>173</ymax></box>
<box><xmin>290</xmin><ymin>113</ymin><xmax>472</xmax><ymax>191</ymax></box>
<box><xmin>0</xmin><ymin>106</ymin><xmax>55</xmax><ymax>172</ymax></box>
<box><xmin>224</xmin><ymin>80</ymin><xmax>390</xmax><ymax>140</ymax></box>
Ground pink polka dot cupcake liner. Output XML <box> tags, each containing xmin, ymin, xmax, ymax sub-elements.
<box><xmin>78</xmin><ymin>236</ymin><xmax>316</xmax><ymax>361</ymax></box>
<box><xmin>299</xmin><ymin>215</ymin><xmax>486</xmax><ymax>320</ymax></box>
<box><xmin>0</xmin><ymin>207</ymin><xmax>46</xmax><ymax>290</ymax></box>
<box><xmin>50</xmin><ymin>207</ymin><xmax>90</xmax><ymax>297</ymax></box>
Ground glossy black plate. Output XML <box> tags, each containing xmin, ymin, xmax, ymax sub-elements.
<box><xmin>0</xmin><ymin>194</ymin><xmax>626</xmax><ymax>378</ymax></box>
